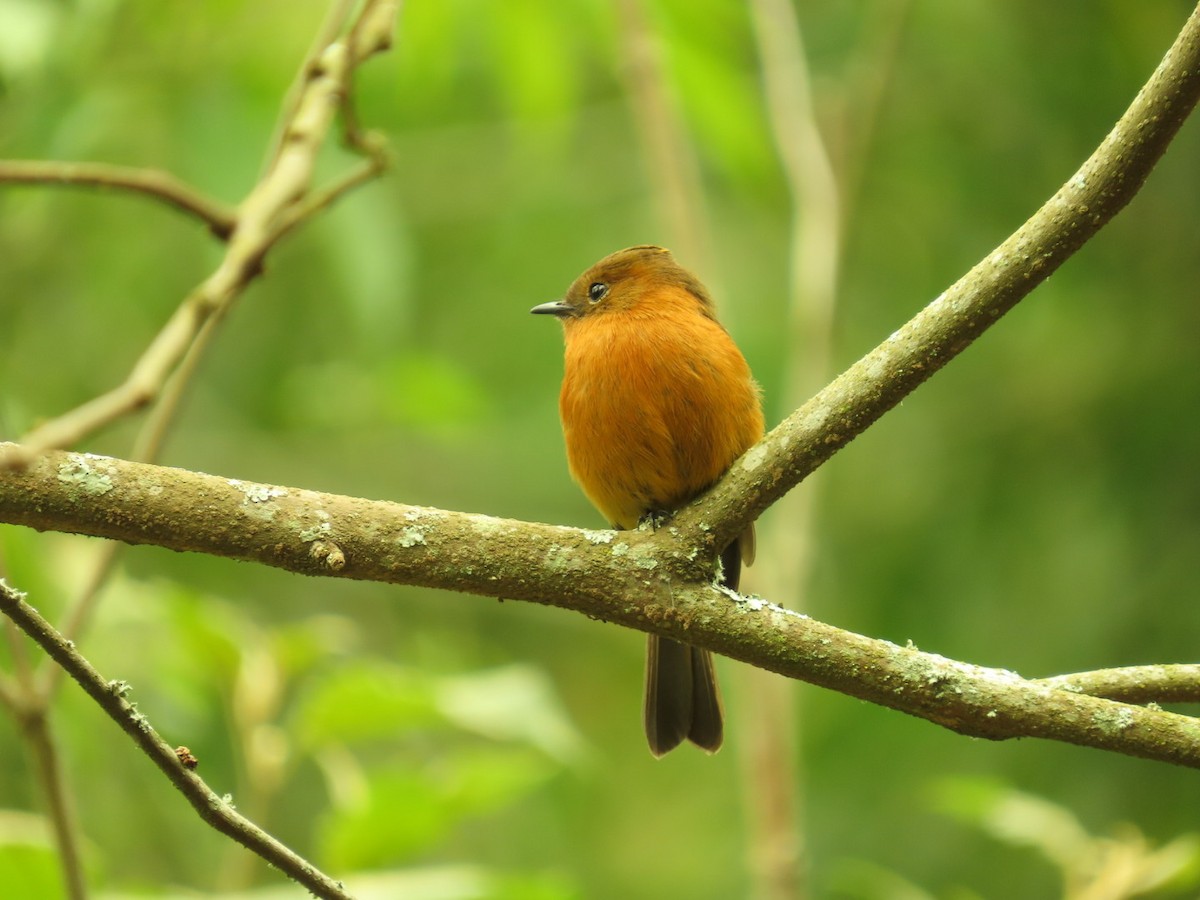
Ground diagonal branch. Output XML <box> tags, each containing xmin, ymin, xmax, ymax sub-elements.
<box><xmin>0</xmin><ymin>578</ymin><xmax>354</xmax><ymax>900</ymax></box>
<box><xmin>261</xmin><ymin>0</ymin><xmax>360</xmax><ymax>173</ymax></box>
<box><xmin>1</xmin><ymin>445</ymin><xmax>1197</xmax><ymax>769</ymax></box>
<box><xmin>674</xmin><ymin>2</ymin><xmax>1200</xmax><ymax>556</ymax></box>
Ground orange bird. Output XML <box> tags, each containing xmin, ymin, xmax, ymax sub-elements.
<box><xmin>532</xmin><ymin>245</ymin><xmax>764</xmax><ymax>756</ymax></box>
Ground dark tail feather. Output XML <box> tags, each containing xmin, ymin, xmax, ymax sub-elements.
<box><xmin>643</xmin><ymin>540</ymin><xmax>741</xmax><ymax>756</ymax></box>
<box><xmin>644</xmin><ymin>635</ymin><xmax>695</xmax><ymax>756</ymax></box>
<box><xmin>685</xmin><ymin>644</ymin><xmax>723</xmax><ymax>752</ymax></box>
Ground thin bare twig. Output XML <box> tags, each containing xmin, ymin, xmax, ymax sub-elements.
<box><xmin>0</xmin><ymin>579</ymin><xmax>355</xmax><ymax>900</ymax></box>
<box><xmin>836</xmin><ymin>0</ymin><xmax>914</xmax><ymax>232</ymax></box>
<box><xmin>18</xmin><ymin>713</ymin><xmax>88</xmax><ymax>900</ymax></box>
<box><xmin>274</xmin><ymin>150</ymin><xmax>390</xmax><ymax>243</ymax></box>
<box><xmin>343</xmin><ymin>0</ymin><xmax>402</xmax><ymax>150</ymax></box>
<box><xmin>348</xmin><ymin>0</ymin><xmax>401</xmax><ymax>67</ymax></box>
<box><xmin>262</xmin><ymin>0</ymin><xmax>359</xmax><ymax>173</ymax></box>
<box><xmin>0</xmin><ymin>670</ymin><xmax>20</xmax><ymax>713</ymax></box>
<box><xmin>0</xmin><ymin>160</ymin><xmax>237</xmax><ymax>238</ymax></box>
<box><xmin>4</xmin><ymin>615</ymin><xmax>36</xmax><ymax>692</ymax></box>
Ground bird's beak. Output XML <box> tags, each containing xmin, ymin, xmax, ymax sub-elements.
<box><xmin>530</xmin><ymin>299</ymin><xmax>573</xmax><ymax>318</ymax></box>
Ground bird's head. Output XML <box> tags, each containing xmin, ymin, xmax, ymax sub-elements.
<box><xmin>531</xmin><ymin>245</ymin><xmax>717</xmax><ymax>325</ymax></box>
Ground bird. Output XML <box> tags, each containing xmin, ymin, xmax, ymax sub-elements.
<box><xmin>532</xmin><ymin>245</ymin><xmax>764</xmax><ymax>756</ymax></box>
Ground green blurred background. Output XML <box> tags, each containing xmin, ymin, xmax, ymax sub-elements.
<box><xmin>1</xmin><ymin>1</ymin><xmax>1199</xmax><ymax>897</ymax></box>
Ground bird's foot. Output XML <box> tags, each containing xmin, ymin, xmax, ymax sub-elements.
<box><xmin>637</xmin><ymin>509</ymin><xmax>672</xmax><ymax>532</ymax></box>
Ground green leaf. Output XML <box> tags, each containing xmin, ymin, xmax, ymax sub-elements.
<box><xmin>0</xmin><ymin>811</ymin><xmax>68</xmax><ymax>899</ymax></box>
<box><xmin>292</xmin><ymin>660</ymin><xmax>443</xmax><ymax>749</ymax></box>
<box><xmin>436</xmin><ymin>665</ymin><xmax>587</xmax><ymax>763</ymax></box>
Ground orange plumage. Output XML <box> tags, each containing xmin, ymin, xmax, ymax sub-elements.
<box><xmin>533</xmin><ymin>245</ymin><xmax>764</xmax><ymax>756</ymax></box>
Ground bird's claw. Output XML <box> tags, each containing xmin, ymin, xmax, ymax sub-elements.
<box><xmin>637</xmin><ymin>509</ymin><xmax>671</xmax><ymax>531</ymax></box>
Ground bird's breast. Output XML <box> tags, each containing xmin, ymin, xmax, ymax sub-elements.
<box><xmin>558</xmin><ymin>311</ymin><xmax>763</xmax><ymax>529</ymax></box>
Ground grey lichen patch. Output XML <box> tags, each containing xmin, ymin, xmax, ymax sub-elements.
<box><xmin>1056</xmin><ymin>682</ymin><xmax>1085</xmax><ymax>694</ymax></box>
<box><xmin>404</xmin><ymin>507</ymin><xmax>448</xmax><ymax>525</ymax></box>
<box><xmin>228</xmin><ymin>479</ymin><xmax>289</xmax><ymax>523</ymax></box>
<box><xmin>1092</xmin><ymin>705</ymin><xmax>1136</xmax><ymax>735</ymax></box>
<box><xmin>544</xmin><ymin>545</ymin><xmax>584</xmax><ymax>573</ymax></box>
<box><xmin>582</xmin><ymin>529</ymin><xmax>615</xmax><ymax>545</ymax></box>
<box><xmin>733</xmin><ymin>592</ymin><xmax>767</xmax><ymax>611</ymax></box>
<box><xmin>227</xmin><ymin>480</ymin><xmax>289</xmax><ymax>524</ymax></box>
<box><xmin>298</xmin><ymin>520</ymin><xmax>332</xmax><ymax>542</ymax></box>
<box><xmin>471</xmin><ymin>517</ymin><xmax>514</xmax><ymax>538</ymax></box>
<box><xmin>57</xmin><ymin>455</ymin><xmax>114</xmax><ymax>496</ymax></box>
<box><xmin>240</xmin><ymin>482</ymin><xmax>288</xmax><ymax>504</ymax></box>
<box><xmin>722</xmin><ymin>585</ymin><xmax>806</xmax><ymax>619</ymax></box>
<box><xmin>126</xmin><ymin>701</ymin><xmax>152</xmax><ymax>733</ymax></box>
<box><xmin>740</xmin><ymin>443</ymin><xmax>768</xmax><ymax>471</ymax></box>
<box><xmin>397</xmin><ymin>526</ymin><xmax>426</xmax><ymax>548</ymax></box>
<box><xmin>611</xmin><ymin>542</ymin><xmax>630</xmax><ymax>557</ymax></box>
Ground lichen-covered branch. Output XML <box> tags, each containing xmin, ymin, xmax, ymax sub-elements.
<box><xmin>1</xmin><ymin>444</ymin><xmax>1197</xmax><ymax>769</ymax></box>
<box><xmin>0</xmin><ymin>444</ymin><xmax>650</xmax><ymax>613</ymax></box>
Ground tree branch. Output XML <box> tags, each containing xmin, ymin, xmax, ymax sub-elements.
<box><xmin>14</xmin><ymin>709</ymin><xmax>88</xmax><ymax>900</ymax></box>
<box><xmin>0</xmin><ymin>160</ymin><xmax>237</xmax><ymax>238</ymax></box>
<box><xmin>675</xmin><ymin>2</ymin><xmax>1200</xmax><ymax>557</ymax></box>
<box><xmin>0</xmin><ymin>579</ymin><xmax>355</xmax><ymax>900</ymax></box>
<box><xmin>1</xmin><ymin>445</ymin><xmax>1197</xmax><ymax>769</ymax></box>
<box><xmin>1037</xmin><ymin>666</ymin><xmax>1200</xmax><ymax>704</ymax></box>
<box><xmin>0</xmin><ymin>2</ymin><xmax>399</xmax><ymax>472</ymax></box>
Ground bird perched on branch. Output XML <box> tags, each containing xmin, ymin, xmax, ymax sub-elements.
<box><xmin>532</xmin><ymin>245</ymin><xmax>764</xmax><ymax>756</ymax></box>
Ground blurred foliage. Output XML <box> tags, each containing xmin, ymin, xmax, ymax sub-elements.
<box><xmin>0</xmin><ymin>811</ymin><xmax>61</xmax><ymax>899</ymax></box>
<box><xmin>934</xmin><ymin>778</ymin><xmax>1200</xmax><ymax>898</ymax></box>
<box><xmin>1</xmin><ymin>0</ymin><xmax>1199</xmax><ymax>897</ymax></box>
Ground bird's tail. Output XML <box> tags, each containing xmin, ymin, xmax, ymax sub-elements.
<box><xmin>643</xmin><ymin>538</ymin><xmax>743</xmax><ymax>756</ymax></box>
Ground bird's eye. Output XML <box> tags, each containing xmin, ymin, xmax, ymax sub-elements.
<box><xmin>587</xmin><ymin>282</ymin><xmax>609</xmax><ymax>303</ymax></box>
